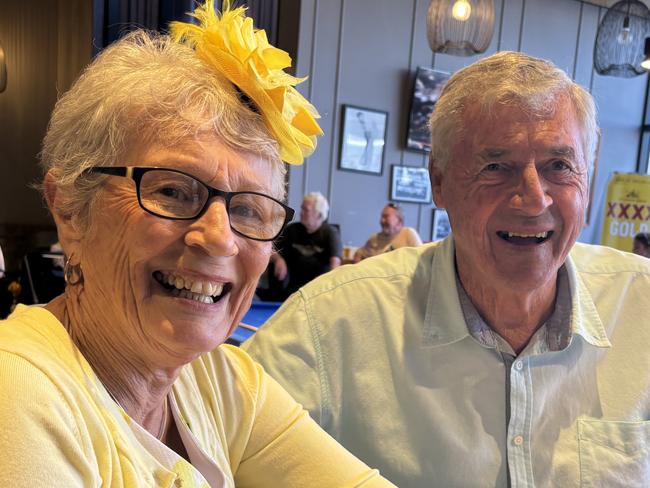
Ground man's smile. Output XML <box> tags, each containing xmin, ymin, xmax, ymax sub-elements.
<box><xmin>496</xmin><ymin>230</ymin><xmax>554</xmax><ymax>245</ymax></box>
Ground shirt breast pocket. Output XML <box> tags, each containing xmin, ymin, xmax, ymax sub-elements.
<box><xmin>578</xmin><ymin>419</ymin><xmax>650</xmax><ymax>488</ymax></box>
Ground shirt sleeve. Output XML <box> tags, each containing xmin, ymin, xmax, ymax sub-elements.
<box><xmin>0</xmin><ymin>352</ymin><xmax>95</xmax><ymax>487</ymax></box>
<box><xmin>405</xmin><ymin>228</ymin><xmax>423</xmax><ymax>246</ymax></box>
<box><xmin>356</xmin><ymin>237</ymin><xmax>374</xmax><ymax>259</ymax></box>
<box><xmin>328</xmin><ymin>225</ymin><xmax>343</xmax><ymax>258</ymax></box>
<box><xmin>231</xmin><ymin>348</ymin><xmax>395</xmax><ymax>488</ymax></box>
<box><xmin>242</xmin><ymin>294</ymin><xmax>326</xmax><ymax>425</ymax></box>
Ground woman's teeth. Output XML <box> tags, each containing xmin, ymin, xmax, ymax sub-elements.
<box><xmin>155</xmin><ymin>271</ymin><xmax>225</xmax><ymax>303</ymax></box>
<box><xmin>172</xmin><ymin>288</ymin><xmax>216</xmax><ymax>304</ymax></box>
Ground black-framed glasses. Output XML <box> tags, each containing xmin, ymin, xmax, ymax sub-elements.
<box><xmin>84</xmin><ymin>166</ymin><xmax>294</xmax><ymax>241</ymax></box>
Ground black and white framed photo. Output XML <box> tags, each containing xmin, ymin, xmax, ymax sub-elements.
<box><xmin>406</xmin><ymin>67</ymin><xmax>450</xmax><ymax>152</ymax></box>
<box><xmin>390</xmin><ymin>165</ymin><xmax>432</xmax><ymax>204</ymax></box>
<box><xmin>339</xmin><ymin>105</ymin><xmax>388</xmax><ymax>175</ymax></box>
<box><xmin>431</xmin><ymin>208</ymin><xmax>451</xmax><ymax>241</ymax></box>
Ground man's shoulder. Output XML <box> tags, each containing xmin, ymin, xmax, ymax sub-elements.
<box><xmin>298</xmin><ymin>241</ymin><xmax>439</xmax><ymax>301</ymax></box>
<box><xmin>570</xmin><ymin>242</ymin><xmax>650</xmax><ymax>276</ymax></box>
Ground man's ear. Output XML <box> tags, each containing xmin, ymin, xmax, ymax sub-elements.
<box><xmin>44</xmin><ymin>170</ymin><xmax>83</xmax><ymax>257</ymax></box>
<box><xmin>429</xmin><ymin>154</ymin><xmax>445</xmax><ymax>208</ymax></box>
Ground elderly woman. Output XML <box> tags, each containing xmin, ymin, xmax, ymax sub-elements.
<box><xmin>0</xmin><ymin>2</ymin><xmax>393</xmax><ymax>487</ymax></box>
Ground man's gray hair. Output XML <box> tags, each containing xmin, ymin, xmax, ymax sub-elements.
<box><xmin>40</xmin><ymin>30</ymin><xmax>285</xmax><ymax>232</ymax></box>
<box><xmin>429</xmin><ymin>51</ymin><xmax>598</xmax><ymax>172</ymax></box>
<box><xmin>304</xmin><ymin>191</ymin><xmax>329</xmax><ymax>221</ymax></box>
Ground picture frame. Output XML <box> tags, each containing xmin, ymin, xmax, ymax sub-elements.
<box><xmin>585</xmin><ymin>133</ymin><xmax>601</xmax><ymax>225</ymax></box>
<box><xmin>431</xmin><ymin>208</ymin><xmax>451</xmax><ymax>241</ymax></box>
<box><xmin>406</xmin><ymin>67</ymin><xmax>450</xmax><ymax>152</ymax></box>
<box><xmin>339</xmin><ymin>105</ymin><xmax>388</xmax><ymax>175</ymax></box>
<box><xmin>390</xmin><ymin>165</ymin><xmax>432</xmax><ymax>204</ymax></box>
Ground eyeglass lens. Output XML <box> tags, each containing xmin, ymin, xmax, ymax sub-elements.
<box><xmin>138</xmin><ymin>169</ymin><xmax>286</xmax><ymax>240</ymax></box>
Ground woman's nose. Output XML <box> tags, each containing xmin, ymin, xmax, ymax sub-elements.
<box><xmin>184</xmin><ymin>199</ymin><xmax>238</xmax><ymax>257</ymax></box>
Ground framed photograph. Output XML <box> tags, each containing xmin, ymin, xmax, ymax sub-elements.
<box><xmin>431</xmin><ymin>208</ymin><xmax>451</xmax><ymax>241</ymax></box>
<box><xmin>390</xmin><ymin>165</ymin><xmax>432</xmax><ymax>203</ymax></box>
<box><xmin>339</xmin><ymin>105</ymin><xmax>388</xmax><ymax>175</ymax></box>
<box><xmin>406</xmin><ymin>67</ymin><xmax>450</xmax><ymax>152</ymax></box>
<box><xmin>585</xmin><ymin>133</ymin><xmax>601</xmax><ymax>225</ymax></box>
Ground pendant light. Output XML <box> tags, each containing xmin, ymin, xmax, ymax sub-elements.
<box><xmin>594</xmin><ymin>0</ymin><xmax>650</xmax><ymax>78</ymax></box>
<box><xmin>641</xmin><ymin>37</ymin><xmax>650</xmax><ymax>70</ymax></box>
<box><xmin>426</xmin><ymin>0</ymin><xmax>495</xmax><ymax>56</ymax></box>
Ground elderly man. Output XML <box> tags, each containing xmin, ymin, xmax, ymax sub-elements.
<box><xmin>353</xmin><ymin>203</ymin><xmax>422</xmax><ymax>262</ymax></box>
<box><xmin>270</xmin><ymin>191</ymin><xmax>341</xmax><ymax>300</ymax></box>
<box><xmin>245</xmin><ymin>51</ymin><xmax>650</xmax><ymax>487</ymax></box>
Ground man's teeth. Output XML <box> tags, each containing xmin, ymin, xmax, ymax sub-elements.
<box><xmin>507</xmin><ymin>231</ymin><xmax>548</xmax><ymax>239</ymax></box>
<box><xmin>159</xmin><ymin>272</ymin><xmax>224</xmax><ymax>301</ymax></box>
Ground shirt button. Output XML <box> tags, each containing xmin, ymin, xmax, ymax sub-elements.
<box><xmin>513</xmin><ymin>435</ymin><xmax>524</xmax><ymax>446</ymax></box>
<box><xmin>514</xmin><ymin>360</ymin><xmax>523</xmax><ymax>370</ymax></box>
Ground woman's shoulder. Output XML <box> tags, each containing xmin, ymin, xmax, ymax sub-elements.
<box><xmin>0</xmin><ymin>305</ymin><xmax>72</xmax><ymax>364</ymax></box>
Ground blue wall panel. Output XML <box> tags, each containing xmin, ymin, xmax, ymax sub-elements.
<box><xmin>291</xmin><ymin>0</ymin><xmax>649</xmax><ymax>247</ymax></box>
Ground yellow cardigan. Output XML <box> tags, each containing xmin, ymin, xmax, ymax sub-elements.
<box><xmin>0</xmin><ymin>305</ymin><xmax>392</xmax><ymax>487</ymax></box>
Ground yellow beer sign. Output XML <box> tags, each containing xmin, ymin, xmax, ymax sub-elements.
<box><xmin>601</xmin><ymin>173</ymin><xmax>650</xmax><ymax>251</ymax></box>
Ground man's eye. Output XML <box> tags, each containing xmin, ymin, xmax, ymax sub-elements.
<box><xmin>483</xmin><ymin>163</ymin><xmax>502</xmax><ymax>172</ymax></box>
<box><xmin>550</xmin><ymin>160</ymin><xmax>570</xmax><ymax>171</ymax></box>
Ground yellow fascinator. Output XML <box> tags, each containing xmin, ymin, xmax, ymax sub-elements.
<box><xmin>171</xmin><ymin>0</ymin><xmax>323</xmax><ymax>165</ymax></box>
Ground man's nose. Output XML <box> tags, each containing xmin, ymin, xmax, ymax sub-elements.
<box><xmin>510</xmin><ymin>165</ymin><xmax>553</xmax><ymax>215</ymax></box>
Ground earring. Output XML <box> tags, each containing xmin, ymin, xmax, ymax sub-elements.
<box><xmin>63</xmin><ymin>254</ymin><xmax>84</xmax><ymax>286</ymax></box>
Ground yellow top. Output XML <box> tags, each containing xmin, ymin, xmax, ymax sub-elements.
<box><xmin>0</xmin><ymin>305</ymin><xmax>394</xmax><ymax>487</ymax></box>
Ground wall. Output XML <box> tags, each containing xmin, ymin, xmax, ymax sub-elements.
<box><xmin>0</xmin><ymin>0</ymin><xmax>93</xmax><ymax>270</ymax></box>
<box><xmin>288</xmin><ymin>0</ymin><xmax>647</xmax><ymax>246</ymax></box>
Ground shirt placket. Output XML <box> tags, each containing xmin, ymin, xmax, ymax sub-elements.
<box><xmin>507</xmin><ymin>354</ymin><xmax>535</xmax><ymax>488</ymax></box>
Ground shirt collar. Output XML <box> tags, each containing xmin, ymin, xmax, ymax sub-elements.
<box><xmin>421</xmin><ymin>238</ymin><xmax>611</xmax><ymax>349</ymax></box>
<box><xmin>422</xmin><ymin>237</ymin><xmax>470</xmax><ymax>347</ymax></box>
<box><xmin>564</xmin><ymin>251</ymin><xmax>611</xmax><ymax>348</ymax></box>
<box><xmin>457</xmin><ymin>266</ymin><xmax>573</xmax><ymax>355</ymax></box>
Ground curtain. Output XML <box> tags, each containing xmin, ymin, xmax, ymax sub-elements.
<box><xmin>93</xmin><ymin>0</ymin><xmax>279</xmax><ymax>54</ymax></box>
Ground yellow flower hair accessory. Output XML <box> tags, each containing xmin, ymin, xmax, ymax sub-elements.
<box><xmin>171</xmin><ymin>0</ymin><xmax>323</xmax><ymax>165</ymax></box>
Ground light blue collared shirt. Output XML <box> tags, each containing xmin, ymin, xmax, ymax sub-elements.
<box><xmin>245</xmin><ymin>237</ymin><xmax>650</xmax><ymax>487</ymax></box>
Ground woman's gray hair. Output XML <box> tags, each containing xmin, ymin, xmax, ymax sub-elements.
<box><xmin>429</xmin><ymin>51</ymin><xmax>598</xmax><ymax>172</ymax></box>
<box><xmin>40</xmin><ymin>30</ymin><xmax>285</xmax><ymax>231</ymax></box>
<box><xmin>304</xmin><ymin>191</ymin><xmax>329</xmax><ymax>221</ymax></box>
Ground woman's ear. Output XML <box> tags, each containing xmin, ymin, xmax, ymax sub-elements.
<box><xmin>429</xmin><ymin>154</ymin><xmax>445</xmax><ymax>208</ymax></box>
<box><xmin>44</xmin><ymin>170</ymin><xmax>83</xmax><ymax>256</ymax></box>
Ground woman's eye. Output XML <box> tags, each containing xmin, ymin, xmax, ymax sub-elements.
<box><xmin>231</xmin><ymin>204</ymin><xmax>259</xmax><ymax>220</ymax></box>
<box><xmin>157</xmin><ymin>186</ymin><xmax>189</xmax><ymax>200</ymax></box>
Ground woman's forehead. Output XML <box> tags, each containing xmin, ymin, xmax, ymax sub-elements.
<box><xmin>122</xmin><ymin>135</ymin><xmax>282</xmax><ymax>195</ymax></box>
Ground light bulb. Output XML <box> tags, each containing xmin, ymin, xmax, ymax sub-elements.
<box><xmin>617</xmin><ymin>16</ymin><xmax>632</xmax><ymax>45</ymax></box>
<box><xmin>452</xmin><ymin>0</ymin><xmax>472</xmax><ymax>22</ymax></box>
<box><xmin>617</xmin><ymin>27</ymin><xmax>632</xmax><ymax>45</ymax></box>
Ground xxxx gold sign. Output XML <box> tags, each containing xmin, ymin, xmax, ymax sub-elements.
<box><xmin>601</xmin><ymin>173</ymin><xmax>650</xmax><ymax>251</ymax></box>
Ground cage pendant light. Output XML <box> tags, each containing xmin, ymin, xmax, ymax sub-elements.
<box><xmin>426</xmin><ymin>0</ymin><xmax>495</xmax><ymax>56</ymax></box>
<box><xmin>594</xmin><ymin>0</ymin><xmax>650</xmax><ymax>78</ymax></box>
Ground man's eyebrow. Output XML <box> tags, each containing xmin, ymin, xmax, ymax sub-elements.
<box><xmin>548</xmin><ymin>146</ymin><xmax>577</xmax><ymax>158</ymax></box>
<box><xmin>479</xmin><ymin>148</ymin><xmax>508</xmax><ymax>159</ymax></box>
